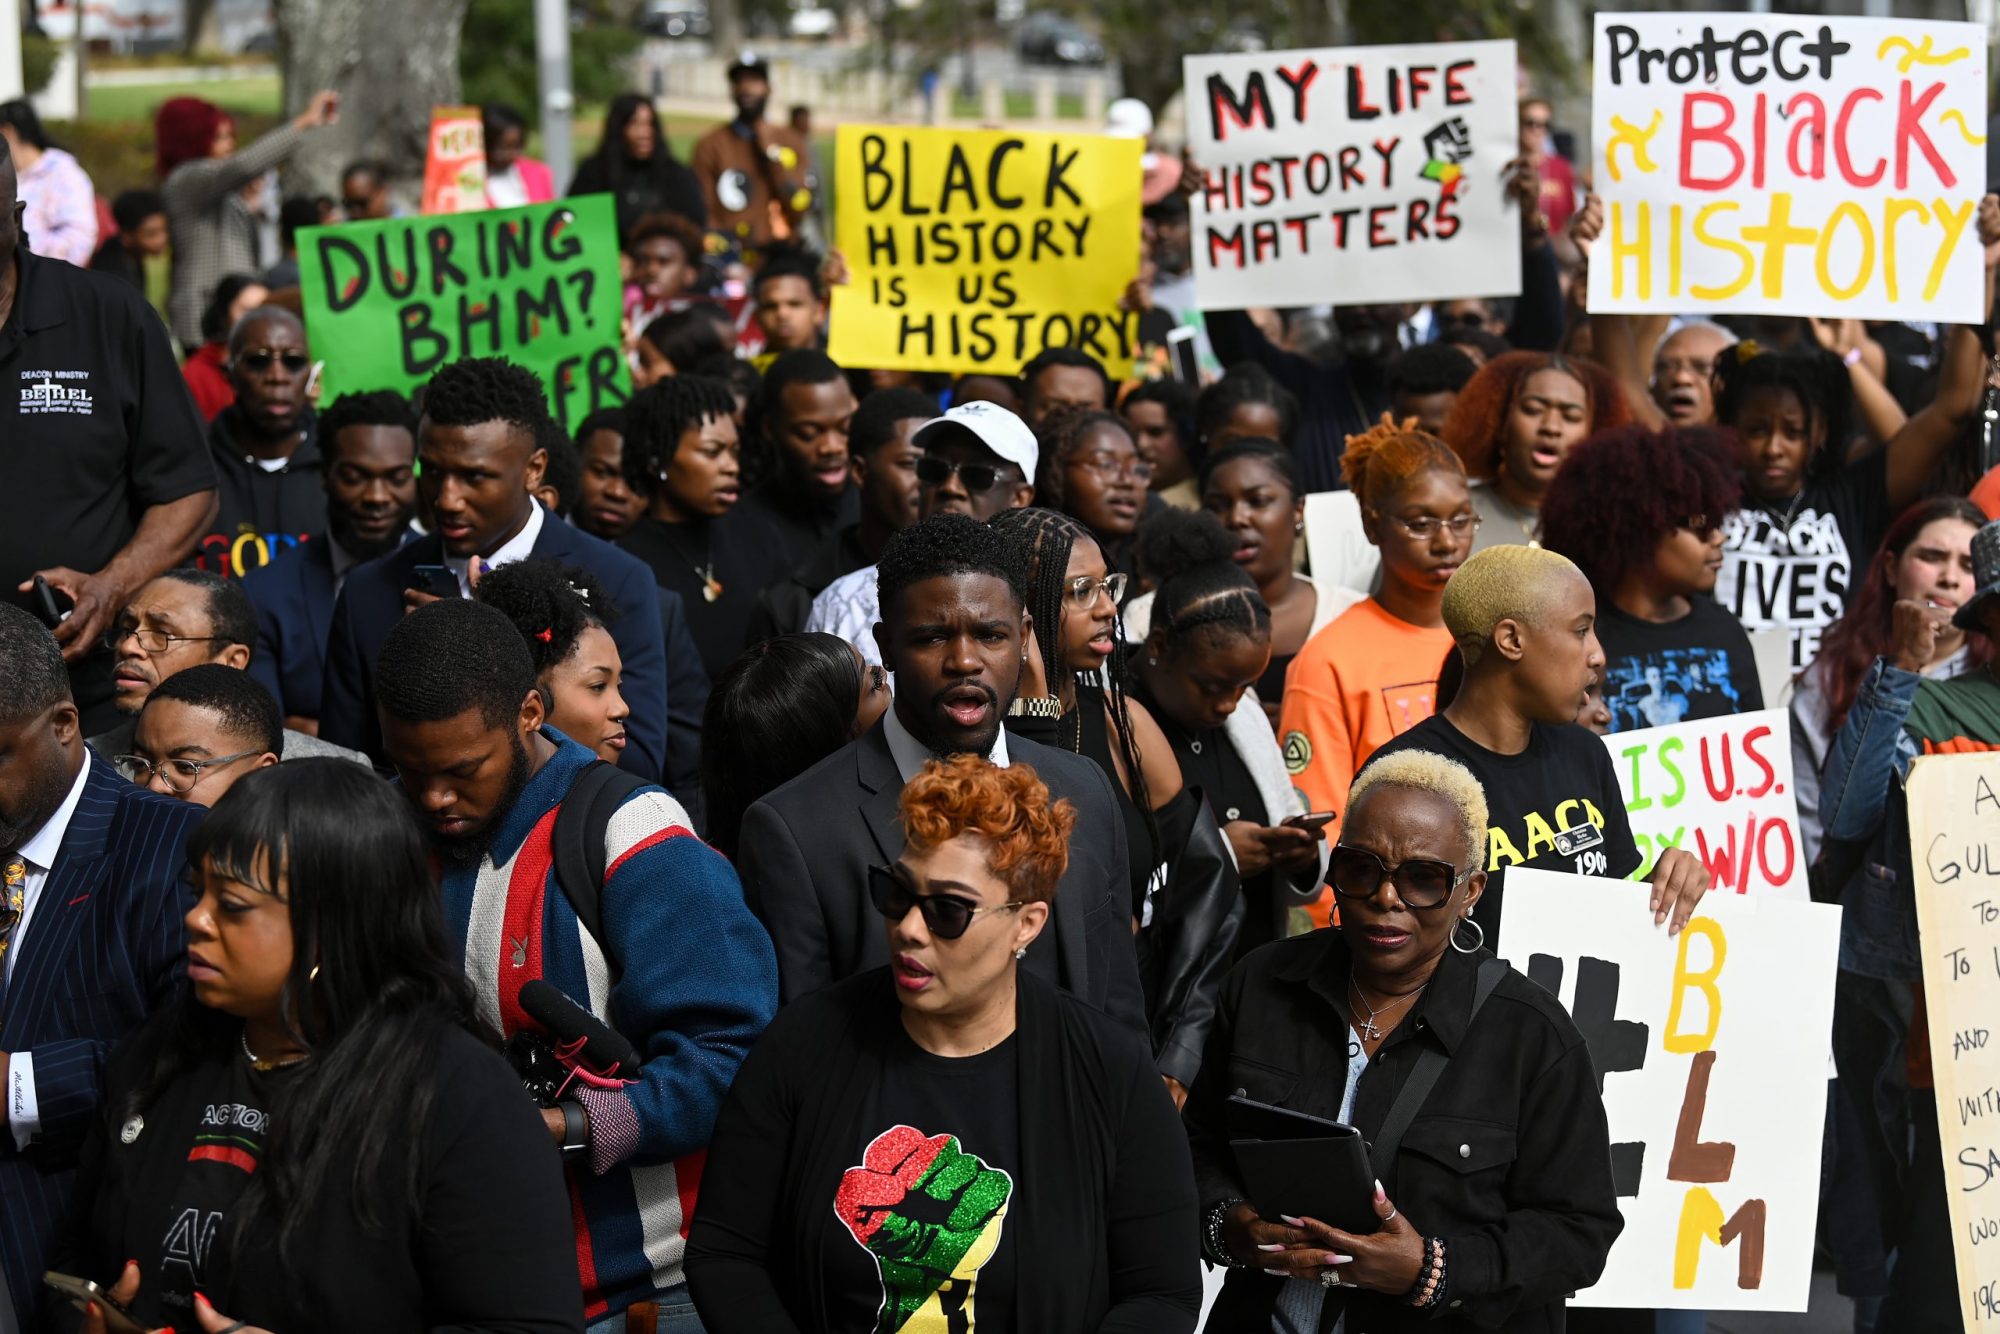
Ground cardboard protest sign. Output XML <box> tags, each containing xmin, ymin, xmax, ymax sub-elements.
<box><xmin>1182</xmin><ymin>40</ymin><xmax>1521</xmax><ymax>309</ymax></box>
<box><xmin>298</xmin><ymin>195</ymin><xmax>627</xmax><ymax>431</ymax></box>
<box><xmin>1588</xmin><ymin>14</ymin><xmax>1987</xmax><ymax>322</ymax></box>
<box><xmin>421</xmin><ymin>106</ymin><xmax>487</xmax><ymax>215</ymax></box>
<box><xmin>1501</xmin><ymin>869</ymin><xmax>1839</xmax><ymax>1310</ymax></box>
<box><xmin>827</xmin><ymin>125</ymin><xmax>1143</xmax><ymax>376</ymax></box>
<box><xmin>1603</xmin><ymin>709</ymin><xmax>1807</xmax><ymax>899</ymax></box>
<box><xmin>1908</xmin><ymin>753</ymin><xmax>2000</xmax><ymax>1328</ymax></box>
<box><xmin>1301</xmin><ymin>490</ymin><xmax>1381</xmax><ymax>595</ymax></box>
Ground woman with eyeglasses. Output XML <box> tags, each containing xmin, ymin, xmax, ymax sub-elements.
<box><xmin>1539</xmin><ymin>426</ymin><xmax>1763</xmax><ymax>733</ymax></box>
<box><xmin>1185</xmin><ymin>749</ymin><xmax>1622</xmax><ymax>1333</ymax></box>
<box><xmin>1278</xmin><ymin>419</ymin><xmax>1475</xmax><ymax>831</ymax></box>
<box><xmin>686</xmin><ymin>755</ymin><xmax>1201</xmax><ymax>1333</ymax></box>
<box><xmin>52</xmin><ymin>760</ymin><xmax>584</xmax><ymax>1334</ymax></box>
<box><xmin>1034</xmin><ymin>408</ymin><xmax>1157</xmax><ymax>578</ymax></box>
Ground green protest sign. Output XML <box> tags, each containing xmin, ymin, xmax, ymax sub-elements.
<box><xmin>298</xmin><ymin>194</ymin><xmax>628</xmax><ymax>429</ymax></box>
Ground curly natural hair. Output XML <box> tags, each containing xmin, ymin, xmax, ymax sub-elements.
<box><xmin>1032</xmin><ymin>407</ymin><xmax>1130</xmax><ymax>512</ymax></box>
<box><xmin>1340</xmin><ymin>413</ymin><xmax>1466</xmax><ymax>510</ymax></box>
<box><xmin>473</xmin><ymin>557</ymin><xmax>621</xmax><ymax>678</ymax></box>
<box><xmin>1440</xmin><ymin>351</ymin><xmax>1629</xmax><ymax>483</ymax></box>
<box><xmin>899</xmin><ymin>755</ymin><xmax>1077</xmax><ymax>904</ymax></box>
<box><xmin>1538</xmin><ymin>426</ymin><xmax>1743</xmax><ymax>597</ymax></box>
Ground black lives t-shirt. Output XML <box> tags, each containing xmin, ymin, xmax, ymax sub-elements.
<box><xmin>1595</xmin><ymin>597</ymin><xmax>1766</xmax><ymax>734</ymax></box>
<box><xmin>826</xmin><ymin>1030</ymin><xmax>1021</xmax><ymax>1334</ymax></box>
<box><xmin>1715</xmin><ymin>450</ymin><xmax>1889</xmax><ymax>671</ymax></box>
<box><xmin>1366</xmin><ymin>714</ymin><xmax>1641</xmax><ymax>946</ymax></box>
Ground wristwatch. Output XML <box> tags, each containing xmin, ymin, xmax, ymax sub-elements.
<box><xmin>558</xmin><ymin>1100</ymin><xmax>591</xmax><ymax>1161</ymax></box>
<box><xmin>1007</xmin><ymin>696</ymin><xmax>1063</xmax><ymax>718</ymax></box>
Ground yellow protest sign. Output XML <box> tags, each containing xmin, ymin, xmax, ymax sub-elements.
<box><xmin>828</xmin><ymin>124</ymin><xmax>1143</xmax><ymax>376</ymax></box>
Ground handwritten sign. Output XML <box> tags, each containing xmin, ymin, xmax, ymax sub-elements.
<box><xmin>1502</xmin><ymin>869</ymin><xmax>1840</xmax><ymax>1310</ymax></box>
<box><xmin>1604</xmin><ymin>708</ymin><xmax>1807</xmax><ymax>899</ymax></box>
<box><xmin>1587</xmin><ymin>13</ymin><xmax>1987</xmax><ymax>322</ymax></box>
<box><xmin>1908</xmin><ymin>753</ymin><xmax>2000</xmax><ymax>1328</ymax></box>
<box><xmin>827</xmin><ymin>125</ymin><xmax>1142</xmax><ymax>376</ymax></box>
<box><xmin>421</xmin><ymin>105</ymin><xmax>487</xmax><ymax>215</ymax></box>
<box><xmin>1182</xmin><ymin>40</ymin><xmax>1521</xmax><ymax>309</ymax></box>
<box><xmin>298</xmin><ymin>195</ymin><xmax>628</xmax><ymax>430</ymax></box>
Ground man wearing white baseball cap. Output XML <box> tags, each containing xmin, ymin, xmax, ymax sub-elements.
<box><xmin>805</xmin><ymin>400</ymin><xmax>1038</xmax><ymax>664</ymax></box>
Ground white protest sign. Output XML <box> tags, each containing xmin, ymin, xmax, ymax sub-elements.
<box><xmin>1588</xmin><ymin>13</ymin><xmax>1987</xmax><ymax>322</ymax></box>
<box><xmin>1908</xmin><ymin>753</ymin><xmax>2000</xmax><ymax>1329</ymax></box>
<box><xmin>1603</xmin><ymin>708</ymin><xmax>1807</xmax><ymax>899</ymax></box>
<box><xmin>1183</xmin><ymin>40</ymin><xmax>1521</xmax><ymax>309</ymax></box>
<box><xmin>1500</xmin><ymin>869</ymin><xmax>1839</xmax><ymax>1310</ymax></box>
<box><xmin>1301</xmin><ymin>490</ymin><xmax>1381</xmax><ymax>596</ymax></box>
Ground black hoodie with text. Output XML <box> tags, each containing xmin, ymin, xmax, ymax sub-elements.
<box><xmin>193</xmin><ymin>406</ymin><xmax>326</xmax><ymax>579</ymax></box>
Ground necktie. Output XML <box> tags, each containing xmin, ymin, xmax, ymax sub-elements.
<box><xmin>0</xmin><ymin>857</ymin><xmax>25</xmax><ymax>967</ymax></box>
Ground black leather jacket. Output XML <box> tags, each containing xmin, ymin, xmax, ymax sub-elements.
<box><xmin>1139</xmin><ymin>785</ymin><xmax>1246</xmax><ymax>1086</ymax></box>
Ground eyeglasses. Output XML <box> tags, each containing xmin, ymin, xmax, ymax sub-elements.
<box><xmin>1073</xmin><ymin>453</ymin><xmax>1155</xmax><ymax>484</ymax></box>
<box><xmin>1065</xmin><ymin>573</ymin><xmax>1128</xmax><ymax>608</ymax></box>
<box><xmin>1328</xmin><ymin>844</ymin><xmax>1470</xmax><ymax>910</ymax></box>
<box><xmin>868</xmin><ymin>864</ymin><xmax>1023</xmax><ymax>940</ymax></box>
<box><xmin>116</xmin><ymin>751</ymin><xmax>263</xmax><ymax>795</ymax></box>
<box><xmin>1522</xmin><ymin>117</ymin><xmax>1551</xmax><ymax>130</ymax></box>
<box><xmin>104</xmin><ymin>623</ymin><xmax>228</xmax><ymax>655</ymax></box>
<box><xmin>916</xmin><ymin>454</ymin><xmax>1011</xmax><ymax>494</ymax></box>
<box><xmin>1679</xmin><ymin>514</ymin><xmax>1719</xmax><ymax>536</ymax></box>
<box><xmin>235</xmin><ymin>349</ymin><xmax>310</xmax><ymax>373</ymax></box>
<box><xmin>1378</xmin><ymin>511</ymin><xmax>1481</xmax><ymax>540</ymax></box>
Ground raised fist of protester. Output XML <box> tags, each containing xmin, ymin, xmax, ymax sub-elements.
<box><xmin>1808</xmin><ymin>316</ymin><xmax>1865</xmax><ymax>360</ymax></box>
<box><xmin>1568</xmin><ymin>193</ymin><xmax>1604</xmax><ymax>255</ymax></box>
<box><xmin>1291</xmin><ymin>1180</ymin><xmax>1428</xmax><ymax>1295</ymax></box>
<box><xmin>821</xmin><ymin>247</ymin><xmax>851</xmax><ymax>288</ymax></box>
<box><xmin>1648</xmin><ymin>846</ymin><xmax>1711</xmax><ymax>934</ymax></box>
<box><xmin>1890</xmin><ymin>596</ymin><xmax>1952</xmax><ymax>673</ymax></box>
<box><xmin>18</xmin><ymin>565</ymin><xmax>125</xmax><ymax>663</ymax></box>
<box><xmin>293</xmin><ymin>89</ymin><xmax>341</xmax><ymax>131</ymax></box>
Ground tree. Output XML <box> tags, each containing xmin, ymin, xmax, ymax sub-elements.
<box><xmin>276</xmin><ymin>0</ymin><xmax>473</xmax><ymax>195</ymax></box>
<box><xmin>460</xmin><ymin>0</ymin><xmax>641</xmax><ymax>117</ymax></box>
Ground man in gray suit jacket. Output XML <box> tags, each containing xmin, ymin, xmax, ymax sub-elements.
<box><xmin>737</xmin><ymin>513</ymin><xmax>1146</xmax><ymax>1035</ymax></box>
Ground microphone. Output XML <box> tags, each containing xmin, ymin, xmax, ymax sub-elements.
<box><xmin>518</xmin><ymin>980</ymin><xmax>639</xmax><ymax>1078</ymax></box>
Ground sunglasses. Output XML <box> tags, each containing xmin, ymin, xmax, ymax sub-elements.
<box><xmin>868</xmin><ymin>864</ymin><xmax>1022</xmax><ymax>940</ymax></box>
<box><xmin>1328</xmin><ymin>844</ymin><xmax>1470</xmax><ymax>910</ymax></box>
<box><xmin>237</xmin><ymin>349</ymin><xmax>310</xmax><ymax>373</ymax></box>
<box><xmin>916</xmin><ymin>455</ymin><xmax>1010</xmax><ymax>494</ymax></box>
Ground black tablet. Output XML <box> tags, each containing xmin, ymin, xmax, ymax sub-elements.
<box><xmin>1225</xmin><ymin>1094</ymin><xmax>1379</xmax><ymax>1234</ymax></box>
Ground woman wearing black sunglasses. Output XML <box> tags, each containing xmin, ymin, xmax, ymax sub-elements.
<box><xmin>687</xmin><ymin>755</ymin><xmax>1202</xmax><ymax>1332</ymax></box>
<box><xmin>1185</xmin><ymin>748</ymin><xmax>1622</xmax><ymax>1332</ymax></box>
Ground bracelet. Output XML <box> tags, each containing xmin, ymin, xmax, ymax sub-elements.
<box><xmin>1843</xmin><ymin>346</ymin><xmax>1864</xmax><ymax>368</ymax></box>
<box><xmin>1007</xmin><ymin>696</ymin><xmax>1063</xmax><ymax>719</ymax></box>
<box><xmin>1405</xmin><ymin>1235</ymin><xmax>1449</xmax><ymax>1309</ymax></box>
<box><xmin>1203</xmin><ymin>1198</ymin><xmax>1249</xmax><ymax>1268</ymax></box>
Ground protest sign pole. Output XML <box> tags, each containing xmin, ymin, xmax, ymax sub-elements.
<box><xmin>535</xmin><ymin>0</ymin><xmax>575</xmax><ymax>194</ymax></box>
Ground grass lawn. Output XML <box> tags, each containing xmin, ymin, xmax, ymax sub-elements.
<box><xmin>83</xmin><ymin>73</ymin><xmax>282</xmax><ymax>123</ymax></box>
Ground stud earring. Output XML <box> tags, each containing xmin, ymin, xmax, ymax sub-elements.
<box><xmin>1014</xmin><ymin>947</ymin><xmax>1027</xmax><ymax>961</ymax></box>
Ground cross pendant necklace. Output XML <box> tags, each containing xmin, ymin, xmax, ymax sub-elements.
<box><xmin>1349</xmin><ymin>976</ymin><xmax>1423</xmax><ymax>1044</ymax></box>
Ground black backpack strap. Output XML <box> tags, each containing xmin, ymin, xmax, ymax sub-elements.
<box><xmin>1369</xmin><ymin>957</ymin><xmax>1511</xmax><ymax>1186</ymax></box>
<box><xmin>551</xmin><ymin>760</ymin><xmax>653</xmax><ymax>969</ymax></box>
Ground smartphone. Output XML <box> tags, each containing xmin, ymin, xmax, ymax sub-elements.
<box><xmin>43</xmin><ymin>1272</ymin><xmax>145</xmax><ymax>1334</ymax></box>
<box><xmin>1166</xmin><ymin>325</ymin><xmax>1200</xmax><ymax>385</ymax></box>
<box><xmin>30</xmin><ymin>575</ymin><xmax>71</xmax><ymax>629</ymax></box>
<box><xmin>410</xmin><ymin>564</ymin><xmax>459</xmax><ymax>599</ymax></box>
<box><xmin>1283</xmin><ymin>811</ymin><xmax>1337</xmax><ymax>834</ymax></box>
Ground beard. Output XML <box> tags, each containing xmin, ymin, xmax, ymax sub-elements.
<box><xmin>330</xmin><ymin>515</ymin><xmax>404</xmax><ymax>563</ymax></box>
<box><xmin>428</xmin><ymin>735</ymin><xmax>533</xmax><ymax>867</ymax></box>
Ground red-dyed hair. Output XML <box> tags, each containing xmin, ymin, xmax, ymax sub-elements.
<box><xmin>155</xmin><ymin>97</ymin><xmax>230</xmax><ymax>179</ymax></box>
<box><xmin>1440</xmin><ymin>351</ymin><xmax>1630</xmax><ymax>483</ymax></box>
<box><xmin>1811</xmin><ymin>497</ymin><xmax>1993</xmax><ymax>733</ymax></box>
<box><xmin>1539</xmin><ymin>425</ymin><xmax>1742</xmax><ymax>597</ymax></box>
<box><xmin>900</xmin><ymin>756</ymin><xmax>1076</xmax><ymax>904</ymax></box>
<box><xmin>1341</xmin><ymin>413</ymin><xmax>1465</xmax><ymax>510</ymax></box>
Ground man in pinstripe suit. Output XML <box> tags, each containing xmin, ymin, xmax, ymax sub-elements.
<box><xmin>0</xmin><ymin>604</ymin><xmax>205</xmax><ymax>1331</ymax></box>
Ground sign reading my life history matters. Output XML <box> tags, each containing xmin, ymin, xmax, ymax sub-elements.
<box><xmin>298</xmin><ymin>194</ymin><xmax>628</xmax><ymax>431</ymax></box>
<box><xmin>1501</xmin><ymin>869</ymin><xmax>1840</xmax><ymax>1310</ymax></box>
<box><xmin>1588</xmin><ymin>14</ymin><xmax>1989</xmax><ymax>322</ymax></box>
<box><xmin>827</xmin><ymin>125</ymin><xmax>1143</xmax><ymax>377</ymax></box>
<box><xmin>1182</xmin><ymin>40</ymin><xmax>1521</xmax><ymax>309</ymax></box>
<box><xmin>1604</xmin><ymin>708</ymin><xmax>1808</xmax><ymax>900</ymax></box>
<box><xmin>1907</xmin><ymin>753</ymin><xmax>2000</xmax><ymax>1330</ymax></box>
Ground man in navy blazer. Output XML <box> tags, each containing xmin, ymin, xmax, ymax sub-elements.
<box><xmin>242</xmin><ymin>389</ymin><xmax>423</xmax><ymax>730</ymax></box>
<box><xmin>319</xmin><ymin>359</ymin><xmax>700</xmax><ymax>787</ymax></box>
<box><xmin>0</xmin><ymin>604</ymin><xmax>205</xmax><ymax>1329</ymax></box>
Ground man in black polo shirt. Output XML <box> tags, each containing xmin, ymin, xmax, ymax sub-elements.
<box><xmin>0</xmin><ymin>136</ymin><xmax>215</xmax><ymax>732</ymax></box>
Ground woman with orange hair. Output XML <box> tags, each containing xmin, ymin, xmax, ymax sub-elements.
<box><xmin>687</xmin><ymin>755</ymin><xmax>1201</xmax><ymax>1333</ymax></box>
<box><xmin>1440</xmin><ymin>351</ymin><xmax>1630</xmax><ymax>553</ymax></box>
<box><xmin>1278</xmin><ymin>418</ymin><xmax>1476</xmax><ymax>823</ymax></box>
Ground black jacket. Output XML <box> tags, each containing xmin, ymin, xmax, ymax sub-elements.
<box><xmin>684</xmin><ymin>967</ymin><xmax>1200</xmax><ymax>1333</ymax></box>
<box><xmin>193</xmin><ymin>406</ymin><xmax>327</xmax><ymax>578</ymax></box>
<box><xmin>1187</xmin><ymin>931</ymin><xmax>1622</xmax><ymax>1333</ymax></box>
<box><xmin>1138</xmin><ymin>786</ymin><xmax>1245</xmax><ymax>1085</ymax></box>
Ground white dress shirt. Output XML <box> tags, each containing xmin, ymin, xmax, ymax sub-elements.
<box><xmin>805</xmin><ymin>563</ymin><xmax>884</xmax><ymax>668</ymax></box>
<box><xmin>881</xmin><ymin>700</ymin><xmax>1010</xmax><ymax>784</ymax></box>
<box><xmin>447</xmin><ymin>501</ymin><xmax>545</xmax><ymax>596</ymax></box>
<box><xmin>7</xmin><ymin>754</ymin><xmax>90</xmax><ymax>1150</ymax></box>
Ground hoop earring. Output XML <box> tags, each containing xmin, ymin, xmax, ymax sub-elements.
<box><xmin>1450</xmin><ymin>916</ymin><xmax>1485</xmax><ymax>955</ymax></box>
<box><xmin>308</xmin><ymin>963</ymin><xmax>321</xmax><ymax>982</ymax></box>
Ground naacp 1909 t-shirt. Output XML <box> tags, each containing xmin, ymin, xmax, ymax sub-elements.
<box><xmin>1595</xmin><ymin>597</ymin><xmax>1766</xmax><ymax>735</ymax></box>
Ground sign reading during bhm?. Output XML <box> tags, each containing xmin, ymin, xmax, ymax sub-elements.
<box><xmin>1588</xmin><ymin>14</ymin><xmax>1987</xmax><ymax>322</ymax></box>
<box><xmin>1500</xmin><ymin>869</ymin><xmax>1840</xmax><ymax>1310</ymax></box>
<box><xmin>297</xmin><ymin>194</ymin><xmax>628</xmax><ymax>431</ymax></box>
<box><xmin>1604</xmin><ymin>708</ymin><xmax>1808</xmax><ymax>900</ymax></box>
<box><xmin>1182</xmin><ymin>40</ymin><xmax>1521</xmax><ymax>309</ymax></box>
<box><xmin>827</xmin><ymin>125</ymin><xmax>1142</xmax><ymax>376</ymax></box>
<box><xmin>1908</xmin><ymin>754</ymin><xmax>2000</xmax><ymax>1329</ymax></box>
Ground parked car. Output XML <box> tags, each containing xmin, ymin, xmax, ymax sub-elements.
<box><xmin>639</xmin><ymin>0</ymin><xmax>710</xmax><ymax>38</ymax></box>
<box><xmin>788</xmin><ymin>3</ymin><xmax>838</xmax><ymax>38</ymax></box>
<box><xmin>1016</xmin><ymin>13</ymin><xmax>1105</xmax><ymax>66</ymax></box>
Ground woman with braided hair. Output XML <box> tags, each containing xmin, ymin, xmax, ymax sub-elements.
<box><xmin>990</xmin><ymin>507</ymin><xmax>1242</xmax><ymax>1109</ymax></box>
<box><xmin>1129</xmin><ymin>508</ymin><xmax>1329</xmax><ymax>957</ymax></box>
<box><xmin>474</xmin><ymin>557</ymin><xmax>631</xmax><ymax>764</ymax></box>
<box><xmin>1279</xmin><ymin>417</ymin><xmax>1476</xmax><ymax>827</ymax></box>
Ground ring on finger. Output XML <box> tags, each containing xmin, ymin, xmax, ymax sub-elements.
<box><xmin>1319</xmin><ymin>1268</ymin><xmax>1343</xmax><ymax>1288</ymax></box>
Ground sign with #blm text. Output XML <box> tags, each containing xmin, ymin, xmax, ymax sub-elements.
<box><xmin>298</xmin><ymin>195</ymin><xmax>628</xmax><ymax>431</ymax></box>
<box><xmin>1182</xmin><ymin>40</ymin><xmax>1521</xmax><ymax>310</ymax></box>
<box><xmin>827</xmin><ymin>124</ymin><xmax>1143</xmax><ymax>377</ymax></box>
<box><xmin>1588</xmin><ymin>13</ymin><xmax>1987</xmax><ymax>322</ymax></box>
<box><xmin>1603</xmin><ymin>709</ymin><xmax>1807</xmax><ymax>900</ymax></box>
<box><xmin>1908</xmin><ymin>753</ymin><xmax>2000</xmax><ymax>1330</ymax></box>
<box><xmin>1501</xmin><ymin>869</ymin><xmax>1840</xmax><ymax>1310</ymax></box>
